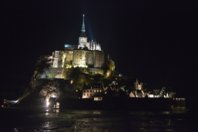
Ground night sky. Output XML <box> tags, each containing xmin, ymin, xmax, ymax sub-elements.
<box><xmin>1</xmin><ymin>1</ymin><xmax>197</xmax><ymax>102</ymax></box>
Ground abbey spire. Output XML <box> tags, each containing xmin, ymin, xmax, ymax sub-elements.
<box><xmin>78</xmin><ymin>14</ymin><xmax>88</xmax><ymax>49</ymax></box>
<box><xmin>81</xmin><ymin>14</ymin><xmax>86</xmax><ymax>33</ymax></box>
<box><xmin>78</xmin><ymin>14</ymin><xmax>102</xmax><ymax>51</ymax></box>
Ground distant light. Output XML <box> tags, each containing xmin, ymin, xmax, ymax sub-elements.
<box><xmin>51</xmin><ymin>93</ymin><xmax>57</xmax><ymax>98</ymax></box>
<box><xmin>70</xmin><ymin>80</ymin><xmax>74</xmax><ymax>84</ymax></box>
<box><xmin>54</xmin><ymin>102</ymin><xmax>60</xmax><ymax>109</ymax></box>
<box><xmin>64</xmin><ymin>44</ymin><xmax>72</xmax><ymax>48</ymax></box>
<box><xmin>64</xmin><ymin>45</ymin><xmax>69</xmax><ymax>48</ymax></box>
<box><xmin>148</xmin><ymin>94</ymin><xmax>154</xmax><ymax>98</ymax></box>
<box><xmin>48</xmin><ymin>56</ymin><xmax>53</xmax><ymax>59</ymax></box>
<box><xmin>94</xmin><ymin>97</ymin><xmax>103</xmax><ymax>101</ymax></box>
<box><xmin>45</xmin><ymin>112</ymin><xmax>49</xmax><ymax>116</ymax></box>
<box><xmin>53</xmin><ymin>109</ymin><xmax>60</xmax><ymax>113</ymax></box>
<box><xmin>4</xmin><ymin>99</ymin><xmax>19</xmax><ymax>104</ymax></box>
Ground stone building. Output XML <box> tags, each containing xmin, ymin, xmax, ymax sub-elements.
<box><xmin>39</xmin><ymin>14</ymin><xmax>107</xmax><ymax>79</ymax></box>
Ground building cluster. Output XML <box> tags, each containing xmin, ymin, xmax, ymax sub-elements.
<box><xmin>82</xmin><ymin>88</ymin><xmax>103</xmax><ymax>101</ymax></box>
<box><xmin>129</xmin><ymin>79</ymin><xmax>175</xmax><ymax>98</ymax></box>
<box><xmin>80</xmin><ymin>79</ymin><xmax>175</xmax><ymax>102</ymax></box>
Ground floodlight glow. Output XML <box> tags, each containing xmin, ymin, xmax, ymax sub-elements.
<box><xmin>45</xmin><ymin>98</ymin><xmax>50</xmax><ymax>107</ymax></box>
<box><xmin>51</xmin><ymin>93</ymin><xmax>57</xmax><ymax>98</ymax></box>
<box><xmin>64</xmin><ymin>44</ymin><xmax>72</xmax><ymax>48</ymax></box>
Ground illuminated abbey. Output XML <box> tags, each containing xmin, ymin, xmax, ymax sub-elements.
<box><xmin>37</xmin><ymin>14</ymin><xmax>115</xmax><ymax>79</ymax></box>
<box><xmin>3</xmin><ymin>15</ymin><xmax>184</xmax><ymax>110</ymax></box>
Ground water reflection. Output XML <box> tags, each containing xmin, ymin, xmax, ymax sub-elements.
<box><xmin>0</xmin><ymin>108</ymin><xmax>193</xmax><ymax>131</ymax></box>
<box><xmin>53</xmin><ymin>108</ymin><xmax>60</xmax><ymax>113</ymax></box>
<box><xmin>38</xmin><ymin>110</ymin><xmax>187</xmax><ymax>131</ymax></box>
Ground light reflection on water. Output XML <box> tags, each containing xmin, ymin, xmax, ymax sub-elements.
<box><xmin>0</xmin><ymin>108</ymin><xmax>194</xmax><ymax>131</ymax></box>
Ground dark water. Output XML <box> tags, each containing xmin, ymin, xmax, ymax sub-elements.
<box><xmin>0</xmin><ymin>108</ymin><xmax>196</xmax><ymax>132</ymax></box>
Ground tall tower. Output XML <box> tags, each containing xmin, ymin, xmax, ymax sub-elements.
<box><xmin>78</xmin><ymin>14</ymin><xmax>89</xmax><ymax>49</ymax></box>
<box><xmin>81</xmin><ymin>14</ymin><xmax>86</xmax><ymax>34</ymax></box>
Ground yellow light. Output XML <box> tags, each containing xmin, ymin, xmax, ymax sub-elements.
<box><xmin>94</xmin><ymin>97</ymin><xmax>103</xmax><ymax>101</ymax></box>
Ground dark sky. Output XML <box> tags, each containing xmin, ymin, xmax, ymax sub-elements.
<box><xmin>1</xmin><ymin>0</ymin><xmax>197</xmax><ymax>99</ymax></box>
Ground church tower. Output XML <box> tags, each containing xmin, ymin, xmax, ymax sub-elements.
<box><xmin>78</xmin><ymin>14</ymin><xmax>89</xmax><ymax>49</ymax></box>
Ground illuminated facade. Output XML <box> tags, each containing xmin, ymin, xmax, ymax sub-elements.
<box><xmin>39</xmin><ymin>14</ymin><xmax>106</xmax><ymax>79</ymax></box>
<box><xmin>78</xmin><ymin>14</ymin><xmax>102</xmax><ymax>51</ymax></box>
<box><xmin>82</xmin><ymin>87</ymin><xmax>104</xmax><ymax>101</ymax></box>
